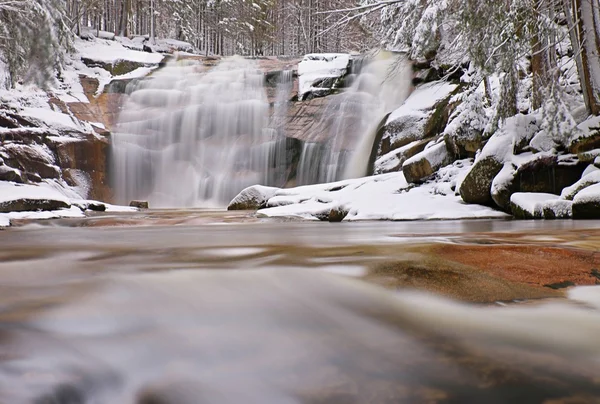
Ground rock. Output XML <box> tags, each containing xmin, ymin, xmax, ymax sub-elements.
<box><xmin>0</xmin><ymin>198</ymin><xmax>70</xmax><ymax>213</ymax></box>
<box><xmin>569</xmin><ymin>129</ymin><xmax>600</xmax><ymax>154</ymax></box>
<box><xmin>444</xmin><ymin>130</ymin><xmax>484</xmax><ymax>159</ymax></box>
<box><xmin>0</xmin><ymin>165</ymin><xmax>23</xmax><ymax>183</ymax></box>
<box><xmin>402</xmin><ymin>142</ymin><xmax>452</xmax><ymax>183</ymax></box>
<box><xmin>227</xmin><ymin>185</ymin><xmax>279</xmax><ymax>210</ymax></box>
<box><xmin>510</xmin><ymin>192</ymin><xmax>559</xmax><ymax>219</ymax></box>
<box><xmin>130</xmin><ymin>200</ymin><xmax>149</xmax><ymax>209</ymax></box>
<box><xmin>492</xmin><ymin>154</ymin><xmax>586</xmax><ymax>211</ymax></box>
<box><xmin>577</xmin><ymin>148</ymin><xmax>600</xmax><ymax>164</ymax></box>
<box><xmin>328</xmin><ymin>206</ymin><xmax>349</xmax><ymax>222</ymax></box>
<box><xmin>542</xmin><ymin>199</ymin><xmax>573</xmax><ymax>219</ymax></box>
<box><xmin>561</xmin><ymin>170</ymin><xmax>600</xmax><ymax>200</ymax></box>
<box><xmin>374</xmin><ymin>138</ymin><xmax>431</xmax><ymax>174</ymax></box>
<box><xmin>573</xmin><ymin>183</ymin><xmax>600</xmax><ymax>219</ymax></box>
<box><xmin>297</xmin><ymin>53</ymin><xmax>350</xmax><ymax>100</ymax></box>
<box><xmin>81</xmin><ymin>57</ymin><xmax>149</xmax><ymax>76</ymax></box>
<box><xmin>459</xmin><ymin>156</ymin><xmax>504</xmax><ymax>206</ymax></box>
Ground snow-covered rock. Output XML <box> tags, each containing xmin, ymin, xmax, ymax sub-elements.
<box><xmin>572</xmin><ymin>183</ymin><xmax>600</xmax><ymax>219</ymax></box>
<box><xmin>509</xmin><ymin>192</ymin><xmax>559</xmax><ymax>219</ymax></box>
<box><xmin>253</xmin><ymin>170</ymin><xmax>507</xmax><ymax>221</ymax></box>
<box><xmin>402</xmin><ymin>141</ymin><xmax>452</xmax><ymax>183</ymax></box>
<box><xmin>561</xmin><ymin>170</ymin><xmax>600</xmax><ymax>200</ymax></box>
<box><xmin>297</xmin><ymin>53</ymin><xmax>351</xmax><ymax>100</ymax></box>
<box><xmin>228</xmin><ymin>185</ymin><xmax>280</xmax><ymax>210</ymax></box>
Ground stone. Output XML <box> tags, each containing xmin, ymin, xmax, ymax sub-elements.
<box><xmin>569</xmin><ymin>130</ymin><xmax>600</xmax><ymax>154</ymax></box>
<box><xmin>0</xmin><ymin>165</ymin><xmax>23</xmax><ymax>183</ymax></box>
<box><xmin>444</xmin><ymin>130</ymin><xmax>484</xmax><ymax>159</ymax></box>
<box><xmin>227</xmin><ymin>185</ymin><xmax>279</xmax><ymax>210</ymax></box>
<box><xmin>0</xmin><ymin>198</ymin><xmax>70</xmax><ymax>213</ymax></box>
<box><xmin>402</xmin><ymin>142</ymin><xmax>452</xmax><ymax>184</ymax></box>
<box><xmin>129</xmin><ymin>201</ymin><xmax>148</xmax><ymax>209</ymax></box>
<box><xmin>130</xmin><ymin>200</ymin><xmax>149</xmax><ymax>209</ymax></box>
<box><xmin>328</xmin><ymin>206</ymin><xmax>349</xmax><ymax>222</ymax></box>
<box><xmin>374</xmin><ymin>138</ymin><xmax>432</xmax><ymax>174</ymax></box>
<box><xmin>573</xmin><ymin>183</ymin><xmax>600</xmax><ymax>219</ymax></box>
<box><xmin>509</xmin><ymin>192</ymin><xmax>559</xmax><ymax>219</ymax></box>
<box><xmin>459</xmin><ymin>156</ymin><xmax>504</xmax><ymax>206</ymax></box>
<box><xmin>561</xmin><ymin>170</ymin><xmax>600</xmax><ymax>200</ymax></box>
<box><xmin>542</xmin><ymin>199</ymin><xmax>573</xmax><ymax>219</ymax></box>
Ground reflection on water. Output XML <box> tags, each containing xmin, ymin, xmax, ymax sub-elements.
<box><xmin>0</xmin><ymin>218</ymin><xmax>599</xmax><ymax>403</ymax></box>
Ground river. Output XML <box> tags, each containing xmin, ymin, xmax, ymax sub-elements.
<box><xmin>1</xmin><ymin>212</ymin><xmax>599</xmax><ymax>403</ymax></box>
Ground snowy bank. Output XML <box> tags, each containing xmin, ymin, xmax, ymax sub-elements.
<box><xmin>238</xmin><ymin>161</ymin><xmax>507</xmax><ymax>221</ymax></box>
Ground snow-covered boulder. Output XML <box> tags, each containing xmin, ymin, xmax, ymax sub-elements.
<box><xmin>0</xmin><ymin>182</ymin><xmax>71</xmax><ymax>213</ymax></box>
<box><xmin>561</xmin><ymin>170</ymin><xmax>600</xmax><ymax>200</ymax></box>
<box><xmin>297</xmin><ymin>53</ymin><xmax>351</xmax><ymax>100</ymax></box>
<box><xmin>378</xmin><ymin>82</ymin><xmax>457</xmax><ymax>159</ymax></box>
<box><xmin>510</xmin><ymin>193</ymin><xmax>559</xmax><ymax>219</ymax></box>
<box><xmin>569</xmin><ymin>116</ymin><xmax>600</xmax><ymax>154</ymax></box>
<box><xmin>374</xmin><ymin>138</ymin><xmax>430</xmax><ymax>174</ymax></box>
<box><xmin>402</xmin><ymin>142</ymin><xmax>452</xmax><ymax>183</ymax></box>
<box><xmin>228</xmin><ymin>185</ymin><xmax>280</xmax><ymax>211</ymax></box>
<box><xmin>573</xmin><ymin>183</ymin><xmax>600</xmax><ymax>219</ymax></box>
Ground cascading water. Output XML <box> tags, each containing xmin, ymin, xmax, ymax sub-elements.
<box><xmin>112</xmin><ymin>57</ymin><xmax>290</xmax><ymax>208</ymax></box>
<box><xmin>296</xmin><ymin>51</ymin><xmax>413</xmax><ymax>185</ymax></box>
<box><xmin>112</xmin><ymin>52</ymin><xmax>412</xmax><ymax>207</ymax></box>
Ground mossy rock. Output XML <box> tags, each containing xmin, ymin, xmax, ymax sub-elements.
<box><xmin>459</xmin><ymin>156</ymin><xmax>503</xmax><ymax>206</ymax></box>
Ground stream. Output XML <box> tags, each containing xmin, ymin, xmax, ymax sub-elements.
<box><xmin>0</xmin><ymin>213</ymin><xmax>599</xmax><ymax>403</ymax></box>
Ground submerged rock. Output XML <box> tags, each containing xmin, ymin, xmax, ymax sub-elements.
<box><xmin>227</xmin><ymin>185</ymin><xmax>279</xmax><ymax>211</ymax></box>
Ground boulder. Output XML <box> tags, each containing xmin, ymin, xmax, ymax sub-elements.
<box><xmin>561</xmin><ymin>170</ymin><xmax>600</xmax><ymax>200</ymax></box>
<box><xmin>569</xmin><ymin>116</ymin><xmax>600</xmax><ymax>154</ymax></box>
<box><xmin>402</xmin><ymin>142</ymin><xmax>452</xmax><ymax>183</ymax></box>
<box><xmin>227</xmin><ymin>185</ymin><xmax>279</xmax><ymax>211</ymax></box>
<box><xmin>0</xmin><ymin>165</ymin><xmax>23</xmax><ymax>183</ymax></box>
<box><xmin>374</xmin><ymin>138</ymin><xmax>431</xmax><ymax>174</ymax></box>
<box><xmin>510</xmin><ymin>192</ymin><xmax>559</xmax><ymax>219</ymax></box>
<box><xmin>573</xmin><ymin>183</ymin><xmax>600</xmax><ymax>219</ymax></box>
<box><xmin>328</xmin><ymin>206</ymin><xmax>349</xmax><ymax>222</ymax></box>
<box><xmin>297</xmin><ymin>53</ymin><xmax>351</xmax><ymax>100</ymax></box>
<box><xmin>0</xmin><ymin>198</ymin><xmax>70</xmax><ymax>213</ymax></box>
<box><xmin>459</xmin><ymin>156</ymin><xmax>504</xmax><ymax>206</ymax></box>
<box><xmin>542</xmin><ymin>199</ymin><xmax>573</xmax><ymax>219</ymax></box>
<box><xmin>130</xmin><ymin>200</ymin><xmax>149</xmax><ymax>209</ymax></box>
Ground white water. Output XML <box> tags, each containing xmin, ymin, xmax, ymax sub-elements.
<box><xmin>112</xmin><ymin>57</ymin><xmax>286</xmax><ymax>208</ymax></box>
<box><xmin>112</xmin><ymin>53</ymin><xmax>412</xmax><ymax>207</ymax></box>
<box><xmin>296</xmin><ymin>51</ymin><xmax>413</xmax><ymax>185</ymax></box>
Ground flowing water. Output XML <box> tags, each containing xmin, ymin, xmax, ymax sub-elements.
<box><xmin>1</xmin><ymin>215</ymin><xmax>600</xmax><ymax>403</ymax></box>
<box><xmin>296</xmin><ymin>52</ymin><xmax>412</xmax><ymax>185</ymax></box>
<box><xmin>112</xmin><ymin>52</ymin><xmax>412</xmax><ymax>207</ymax></box>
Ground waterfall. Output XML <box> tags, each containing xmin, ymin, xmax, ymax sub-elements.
<box><xmin>112</xmin><ymin>57</ymin><xmax>290</xmax><ymax>208</ymax></box>
<box><xmin>296</xmin><ymin>51</ymin><xmax>413</xmax><ymax>185</ymax></box>
<box><xmin>111</xmin><ymin>52</ymin><xmax>412</xmax><ymax>207</ymax></box>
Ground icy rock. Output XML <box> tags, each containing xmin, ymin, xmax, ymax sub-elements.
<box><xmin>228</xmin><ymin>185</ymin><xmax>280</xmax><ymax>211</ymax></box>
<box><xmin>402</xmin><ymin>142</ymin><xmax>452</xmax><ymax>183</ymax></box>
<box><xmin>573</xmin><ymin>183</ymin><xmax>600</xmax><ymax>219</ymax></box>
<box><xmin>510</xmin><ymin>192</ymin><xmax>558</xmax><ymax>219</ymax></box>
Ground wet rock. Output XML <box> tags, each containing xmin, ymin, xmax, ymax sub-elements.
<box><xmin>402</xmin><ymin>142</ymin><xmax>452</xmax><ymax>183</ymax></box>
<box><xmin>130</xmin><ymin>200</ymin><xmax>149</xmax><ymax>209</ymax></box>
<box><xmin>228</xmin><ymin>185</ymin><xmax>279</xmax><ymax>211</ymax></box>
<box><xmin>0</xmin><ymin>198</ymin><xmax>70</xmax><ymax>213</ymax></box>
<box><xmin>459</xmin><ymin>156</ymin><xmax>504</xmax><ymax>206</ymax></box>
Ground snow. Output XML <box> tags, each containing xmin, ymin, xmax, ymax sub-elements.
<box><xmin>573</xmin><ymin>183</ymin><xmax>600</xmax><ymax>204</ymax></box>
<box><xmin>256</xmin><ymin>169</ymin><xmax>507</xmax><ymax>221</ymax></box>
<box><xmin>561</xmin><ymin>171</ymin><xmax>600</xmax><ymax>200</ymax></box>
<box><xmin>510</xmin><ymin>192</ymin><xmax>559</xmax><ymax>217</ymax></box>
<box><xmin>403</xmin><ymin>141</ymin><xmax>447</xmax><ymax>170</ymax></box>
<box><xmin>20</xmin><ymin>107</ymin><xmax>81</xmax><ymax>131</ymax></box>
<box><xmin>0</xmin><ymin>181</ymin><xmax>70</xmax><ymax>204</ymax></box>
<box><xmin>75</xmin><ymin>37</ymin><xmax>165</xmax><ymax>65</ymax></box>
<box><xmin>387</xmin><ymin>81</ymin><xmax>457</xmax><ymax>123</ymax></box>
<box><xmin>297</xmin><ymin>53</ymin><xmax>350</xmax><ymax>99</ymax></box>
